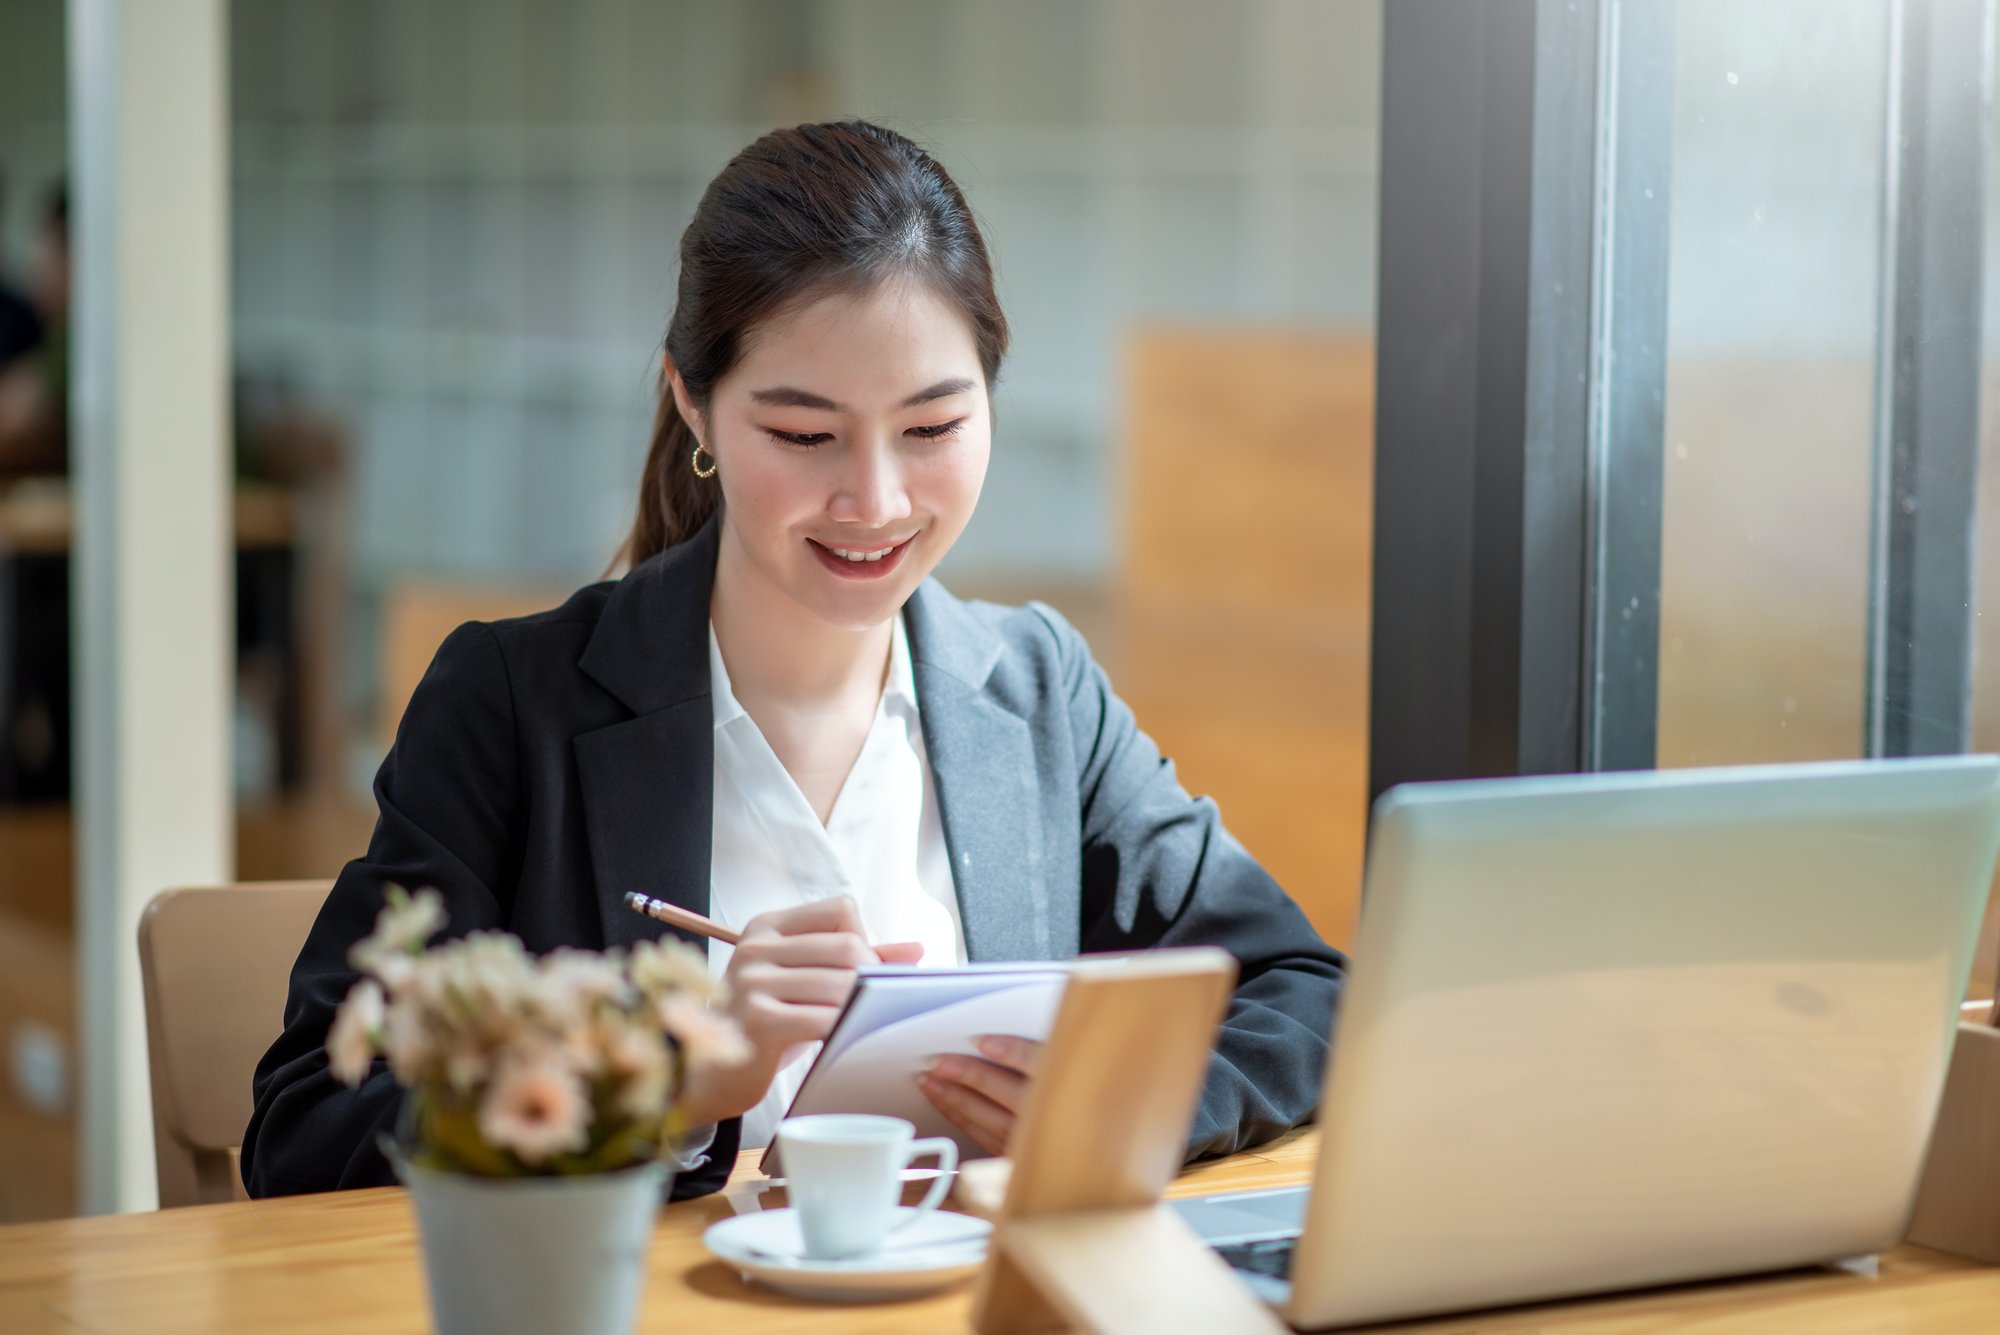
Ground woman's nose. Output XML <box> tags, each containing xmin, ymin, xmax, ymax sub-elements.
<box><xmin>830</xmin><ymin>439</ymin><xmax>913</xmax><ymax>526</ymax></box>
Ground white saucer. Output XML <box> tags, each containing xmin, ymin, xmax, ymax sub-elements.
<box><xmin>703</xmin><ymin>1206</ymin><xmax>993</xmax><ymax>1302</ymax></box>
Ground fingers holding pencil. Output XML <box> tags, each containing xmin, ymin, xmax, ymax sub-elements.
<box><xmin>622</xmin><ymin>891</ymin><xmax>925</xmax><ymax>964</ymax></box>
<box><xmin>660</xmin><ymin>893</ymin><xmax>925</xmax><ymax>1125</ymax></box>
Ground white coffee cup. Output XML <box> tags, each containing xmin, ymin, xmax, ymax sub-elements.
<box><xmin>775</xmin><ymin>1114</ymin><xmax>959</xmax><ymax>1261</ymax></box>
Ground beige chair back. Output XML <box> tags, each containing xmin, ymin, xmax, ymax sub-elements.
<box><xmin>138</xmin><ymin>881</ymin><xmax>330</xmax><ymax>1208</ymax></box>
<box><xmin>378</xmin><ymin>581</ymin><xmax>566</xmax><ymax>753</ymax></box>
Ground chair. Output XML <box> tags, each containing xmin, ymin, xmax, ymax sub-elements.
<box><xmin>377</xmin><ymin>580</ymin><xmax>566</xmax><ymax>755</ymax></box>
<box><xmin>138</xmin><ymin>881</ymin><xmax>330</xmax><ymax>1208</ymax></box>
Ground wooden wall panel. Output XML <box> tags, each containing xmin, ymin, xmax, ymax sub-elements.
<box><xmin>1113</xmin><ymin>328</ymin><xmax>1374</xmax><ymax>950</ymax></box>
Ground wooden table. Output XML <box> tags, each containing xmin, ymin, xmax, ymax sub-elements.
<box><xmin>0</xmin><ymin>1129</ymin><xmax>1993</xmax><ymax>1333</ymax></box>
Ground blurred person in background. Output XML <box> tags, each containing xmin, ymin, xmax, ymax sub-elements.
<box><xmin>0</xmin><ymin>178</ymin><xmax>342</xmax><ymax>489</ymax></box>
<box><xmin>0</xmin><ymin>176</ymin><xmax>342</xmax><ymax>804</ymax></box>
<box><xmin>0</xmin><ymin>180</ymin><xmax>67</xmax><ymax>482</ymax></box>
<box><xmin>0</xmin><ymin>172</ymin><xmax>45</xmax><ymax>374</ymax></box>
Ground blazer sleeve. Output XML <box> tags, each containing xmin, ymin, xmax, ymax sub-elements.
<box><xmin>1038</xmin><ymin>605</ymin><xmax>1348</xmax><ymax>1161</ymax></box>
<box><xmin>239</xmin><ymin>622</ymin><xmax>735</xmax><ymax>1202</ymax></box>
<box><xmin>241</xmin><ymin>622</ymin><xmax>518</xmax><ymax>1197</ymax></box>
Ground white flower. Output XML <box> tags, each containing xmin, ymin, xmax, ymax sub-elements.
<box><xmin>598</xmin><ymin>1019</ymin><xmax>672</xmax><ymax>1121</ymax></box>
<box><xmin>414</xmin><ymin>932</ymin><xmax>532</xmax><ymax>1035</ymax></box>
<box><xmin>456</xmin><ymin>933</ymin><xmax>535</xmax><ymax>1009</ymax></box>
<box><xmin>398</xmin><ymin>951</ymin><xmax>453</xmax><ymax>1015</ymax></box>
<box><xmin>350</xmin><ymin>886</ymin><xmax>446</xmax><ymax>981</ymax></box>
<box><xmin>534</xmin><ymin>948</ymin><xmax>631</xmax><ymax>1026</ymax></box>
<box><xmin>478</xmin><ymin>1055</ymin><xmax>591</xmax><ymax>1165</ymax></box>
<box><xmin>629</xmin><ymin>936</ymin><xmax>722</xmax><ymax>1004</ymax></box>
<box><xmin>381</xmin><ymin>996</ymin><xmax>435</xmax><ymax>1086</ymax></box>
<box><xmin>327</xmin><ymin>981</ymin><xmax>384</xmax><ymax>1086</ymax></box>
<box><xmin>658</xmin><ymin>994</ymin><xmax>751</xmax><ymax>1070</ymax></box>
<box><xmin>443</xmin><ymin>1042</ymin><xmax>486</xmax><ymax>1096</ymax></box>
<box><xmin>596</xmin><ymin>1015</ymin><xmax>660</xmax><ymax>1074</ymax></box>
<box><xmin>366</xmin><ymin>952</ymin><xmax>416</xmax><ymax>991</ymax></box>
<box><xmin>618</xmin><ymin>1065</ymin><xmax>671</xmax><ymax>1123</ymax></box>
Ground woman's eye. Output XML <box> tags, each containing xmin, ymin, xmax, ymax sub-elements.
<box><xmin>767</xmin><ymin>429</ymin><xmax>831</xmax><ymax>447</ymax></box>
<box><xmin>909</xmin><ymin>419</ymin><xmax>965</xmax><ymax>440</ymax></box>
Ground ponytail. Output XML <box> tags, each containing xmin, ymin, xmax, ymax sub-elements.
<box><xmin>615</xmin><ymin>377</ymin><xmax>720</xmax><ymax>572</ymax></box>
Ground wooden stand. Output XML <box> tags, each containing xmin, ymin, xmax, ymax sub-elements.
<box><xmin>968</xmin><ymin>948</ymin><xmax>1286</xmax><ymax>1334</ymax></box>
<box><xmin>1907</xmin><ymin>1021</ymin><xmax>2000</xmax><ymax>1264</ymax></box>
<box><xmin>978</xmin><ymin>1203</ymin><xmax>1286</xmax><ymax>1334</ymax></box>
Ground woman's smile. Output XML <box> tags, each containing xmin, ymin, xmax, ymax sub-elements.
<box><xmin>806</xmin><ymin>534</ymin><xmax>913</xmax><ymax>580</ymax></box>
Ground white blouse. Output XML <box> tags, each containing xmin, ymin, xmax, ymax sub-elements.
<box><xmin>703</xmin><ymin>611</ymin><xmax>966</xmax><ymax>1150</ymax></box>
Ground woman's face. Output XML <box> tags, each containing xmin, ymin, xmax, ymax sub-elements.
<box><xmin>680</xmin><ymin>281</ymin><xmax>991</xmax><ymax>632</ymax></box>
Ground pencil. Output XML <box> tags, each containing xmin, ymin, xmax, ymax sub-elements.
<box><xmin>623</xmin><ymin>892</ymin><xmax>742</xmax><ymax>946</ymax></box>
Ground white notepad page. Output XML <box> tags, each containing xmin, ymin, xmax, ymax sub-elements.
<box><xmin>760</xmin><ymin>963</ymin><xmax>1071</xmax><ymax>1173</ymax></box>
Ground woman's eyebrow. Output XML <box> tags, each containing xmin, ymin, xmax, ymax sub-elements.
<box><xmin>901</xmin><ymin>377</ymin><xmax>976</xmax><ymax>407</ymax></box>
<box><xmin>747</xmin><ymin>377</ymin><xmax>975</xmax><ymax>412</ymax></box>
<box><xmin>749</xmin><ymin>385</ymin><xmax>840</xmax><ymax>410</ymax></box>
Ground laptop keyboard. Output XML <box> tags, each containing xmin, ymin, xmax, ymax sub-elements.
<box><xmin>1214</xmin><ymin>1235</ymin><xmax>1298</xmax><ymax>1282</ymax></box>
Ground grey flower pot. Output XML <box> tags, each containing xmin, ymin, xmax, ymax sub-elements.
<box><xmin>394</xmin><ymin>1157</ymin><xmax>672</xmax><ymax>1335</ymax></box>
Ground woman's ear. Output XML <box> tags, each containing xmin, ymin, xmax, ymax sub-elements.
<box><xmin>663</xmin><ymin>353</ymin><xmax>706</xmax><ymax>447</ymax></box>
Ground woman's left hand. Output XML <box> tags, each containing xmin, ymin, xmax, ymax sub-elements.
<box><xmin>917</xmin><ymin>1035</ymin><xmax>1042</xmax><ymax>1155</ymax></box>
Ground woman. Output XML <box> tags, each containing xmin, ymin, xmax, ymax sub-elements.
<box><xmin>244</xmin><ymin>121</ymin><xmax>1346</xmax><ymax>1203</ymax></box>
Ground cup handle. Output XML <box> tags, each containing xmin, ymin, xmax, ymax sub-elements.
<box><xmin>889</xmin><ymin>1136</ymin><xmax>960</xmax><ymax>1231</ymax></box>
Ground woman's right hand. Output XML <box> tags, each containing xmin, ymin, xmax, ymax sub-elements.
<box><xmin>678</xmin><ymin>895</ymin><xmax>922</xmax><ymax>1127</ymax></box>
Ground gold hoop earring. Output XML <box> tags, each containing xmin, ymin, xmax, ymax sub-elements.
<box><xmin>691</xmin><ymin>444</ymin><xmax>717</xmax><ymax>479</ymax></box>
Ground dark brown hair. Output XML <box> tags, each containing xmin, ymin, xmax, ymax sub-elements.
<box><xmin>616</xmin><ymin>121</ymin><xmax>1010</xmax><ymax>570</ymax></box>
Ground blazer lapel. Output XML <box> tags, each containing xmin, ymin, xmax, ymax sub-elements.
<box><xmin>906</xmin><ymin>583</ymin><xmax>1051</xmax><ymax>962</ymax></box>
<box><xmin>575</xmin><ymin>519</ymin><xmax>721</xmax><ymax>951</ymax></box>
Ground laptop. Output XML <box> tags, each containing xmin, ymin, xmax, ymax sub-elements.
<box><xmin>1176</xmin><ymin>757</ymin><xmax>2000</xmax><ymax>1329</ymax></box>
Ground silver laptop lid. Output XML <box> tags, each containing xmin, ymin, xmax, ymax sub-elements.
<box><xmin>1290</xmin><ymin>757</ymin><xmax>2000</xmax><ymax>1329</ymax></box>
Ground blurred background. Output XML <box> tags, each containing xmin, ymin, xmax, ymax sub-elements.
<box><xmin>1</xmin><ymin>0</ymin><xmax>1997</xmax><ymax>1224</ymax></box>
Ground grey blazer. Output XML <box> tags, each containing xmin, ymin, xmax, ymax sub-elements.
<box><xmin>243</xmin><ymin>516</ymin><xmax>1347</xmax><ymax>1201</ymax></box>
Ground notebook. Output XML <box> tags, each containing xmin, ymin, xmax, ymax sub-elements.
<box><xmin>757</xmin><ymin>961</ymin><xmax>1071</xmax><ymax>1174</ymax></box>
